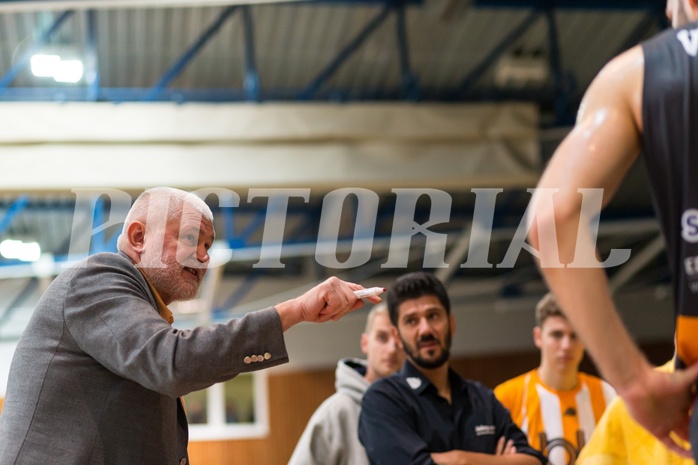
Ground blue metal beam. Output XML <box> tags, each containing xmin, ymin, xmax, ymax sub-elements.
<box><xmin>233</xmin><ymin>210</ymin><xmax>268</xmax><ymax>249</ymax></box>
<box><xmin>0</xmin><ymin>84</ymin><xmax>563</xmax><ymax>102</ymax></box>
<box><xmin>395</xmin><ymin>4</ymin><xmax>419</xmax><ymax>100</ymax></box>
<box><xmin>0</xmin><ymin>196</ymin><xmax>30</xmax><ymax>235</ymax></box>
<box><xmin>0</xmin><ymin>10</ymin><xmax>74</xmax><ymax>91</ymax></box>
<box><xmin>298</xmin><ymin>5</ymin><xmax>392</xmax><ymax>100</ymax></box>
<box><xmin>453</xmin><ymin>10</ymin><xmax>540</xmax><ymax>98</ymax></box>
<box><xmin>144</xmin><ymin>6</ymin><xmax>238</xmax><ymax>102</ymax></box>
<box><xmin>89</xmin><ymin>196</ymin><xmax>106</xmax><ymax>254</ymax></box>
<box><xmin>242</xmin><ymin>6</ymin><xmax>260</xmax><ymax>102</ymax></box>
<box><xmin>473</xmin><ymin>0</ymin><xmax>665</xmax><ymax>11</ymax></box>
<box><xmin>217</xmin><ymin>273</ymin><xmax>262</xmax><ymax>314</ymax></box>
<box><xmin>0</xmin><ymin>87</ymin><xmax>247</xmax><ymax>102</ymax></box>
<box><xmin>220</xmin><ymin>205</ymin><xmax>242</xmax><ymax>249</ymax></box>
<box><xmin>85</xmin><ymin>9</ymin><xmax>100</xmax><ymax>101</ymax></box>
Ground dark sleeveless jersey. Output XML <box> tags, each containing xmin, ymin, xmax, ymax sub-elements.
<box><xmin>642</xmin><ymin>22</ymin><xmax>698</xmax><ymax>366</ymax></box>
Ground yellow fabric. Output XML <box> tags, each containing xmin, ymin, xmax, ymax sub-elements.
<box><xmin>576</xmin><ymin>362</ymin><xmax>692</xmax><ymax>465</ymax></box>
<box><xmin>136</xmin><ymin>267</ymin><xmax>174</xmax><ymax>325</ymax></box>
<box><xmin>495</xmin><ymin>369</ymin><xmax>612</xmax><ymax>465</ymax></box>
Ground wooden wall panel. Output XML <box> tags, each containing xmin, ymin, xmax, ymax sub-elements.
<box><xmin>189</xmin><ymin>369</ymin><xmax>336</xmax><ymax>465</ymax></box>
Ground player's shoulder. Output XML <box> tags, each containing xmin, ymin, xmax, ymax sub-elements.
<box><xmin>598</xmin><ymin>45</ymin><xmax>644</xmax><ymax>86</ymax></box>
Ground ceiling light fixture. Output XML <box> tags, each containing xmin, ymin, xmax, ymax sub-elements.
<box><xmin>0</xmin><ymin>239</ymin><xmax>42</xmax><ymax>262</ymax></box>
<box><xmin>30</xmin><ymin>48</ymin><xmax>84</xmax><ymax>83</ymax></box>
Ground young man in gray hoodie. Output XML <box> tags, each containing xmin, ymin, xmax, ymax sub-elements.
<box><xmin>288</xmin><ymin>304</ymin><xmax>404</xmax><ymax>465</ymax></box>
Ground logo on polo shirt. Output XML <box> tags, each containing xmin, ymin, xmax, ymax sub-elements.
<box><xmin>406</xmin><ymin>377</ymin><xmax>422</xmax><ymax>390</ymax></box>
<box><xmin>475</xmin><ymin>425</ymin><xmax>496</xmax><ymax>436</ymax></box>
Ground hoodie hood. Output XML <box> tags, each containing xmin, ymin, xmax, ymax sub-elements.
<box><xmin>335</xmin><ymin>358</ymin><xmax>370</xmax><ymax>405</ymax></box>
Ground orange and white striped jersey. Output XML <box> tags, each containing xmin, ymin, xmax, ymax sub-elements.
<box><xmin>494</xmin><ymin>369</ymin><xmax>615</xmax><ymax>465</ymax></box>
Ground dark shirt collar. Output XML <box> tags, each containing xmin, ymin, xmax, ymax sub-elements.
<box><xmin>399</xmin><ymin>359</ymin><xmax>468</xmax><ymax>397</ymax></box>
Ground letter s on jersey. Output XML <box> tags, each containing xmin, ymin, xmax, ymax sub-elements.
<box><xmin>682</xmin><ymin>209</ymin><xmax>698</xmax><ymax>243</ymax></box>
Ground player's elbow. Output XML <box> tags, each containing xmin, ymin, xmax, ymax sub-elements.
<box><xmin>528</xmin><ymin>196</ymin><xmax>582</xmax><ymax>266</ymax></box>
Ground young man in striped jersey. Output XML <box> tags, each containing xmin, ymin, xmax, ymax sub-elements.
<box><xmin>495</xmin><ymin>293</ymin><xmax>615</xmax><ymax>465</ymax></box>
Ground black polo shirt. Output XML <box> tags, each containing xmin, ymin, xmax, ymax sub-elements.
<box><xmin>359</xmin><ymin>360</ymin><xmax>545</xmax><ymax>465</ymax></box>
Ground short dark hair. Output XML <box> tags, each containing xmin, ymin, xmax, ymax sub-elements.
<box><xmin>387</xmin><ymin>272</ymin><xmax>450</xmax><ymax>326</ymax></box>
<box><xmin>535</xmin><ymin>292</ymin><xmax>566</xmax><ymax>326</ymax></box>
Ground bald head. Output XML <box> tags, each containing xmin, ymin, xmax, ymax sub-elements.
<box><xmin>117</xmin><ymin>187</ymin><xmax>213</xmax><ymax>253</ymax></box>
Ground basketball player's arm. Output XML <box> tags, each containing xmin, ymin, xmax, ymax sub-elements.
<box><xmin>528</xmin><ymin>45</ymin><xmax>698</xmax><ymax>456</ymax></box>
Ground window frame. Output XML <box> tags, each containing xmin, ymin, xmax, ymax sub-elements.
<box><xmin>187</xmin><ymin>371</ymin><xmax>269</xmax><ymax>441</ymax></box>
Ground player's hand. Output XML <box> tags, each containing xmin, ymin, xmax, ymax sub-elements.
<box><xmin>299</xmin><ymin>277</ymin><xmax>381</xmax><ymax>322</ymax></box>
<box><xmin>622</xmin><ymin>363</ymin><xmax>698</xmax><ymax>457</ymax></box>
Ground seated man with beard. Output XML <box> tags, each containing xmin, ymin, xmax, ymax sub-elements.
<box><xmin>359</xmin><ymin>272</ymin><xmax>545</xmax><ymax>465</ymax></box>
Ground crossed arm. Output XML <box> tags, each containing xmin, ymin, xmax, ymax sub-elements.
<box><xmin>430</xmin><ymin>438</ymin><xmax>540</xmax><ymax>465</ymax></box>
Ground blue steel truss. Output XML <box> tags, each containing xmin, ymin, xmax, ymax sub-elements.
<box><xmin>0</xmin><ymin>0</ymin><xmax>667</xmax><ymax>125</ymax></box>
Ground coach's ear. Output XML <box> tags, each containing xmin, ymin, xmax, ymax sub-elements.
<box><xmin>125</xmin><ymin>221</ymin><xmax>147</xmax><ymax>259</ymax></box>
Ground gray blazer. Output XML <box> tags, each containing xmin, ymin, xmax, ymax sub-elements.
<box><xmin>0</xmin><ymin>252</ymin><xmax>288</xmax><ymax>465</ymax></box>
